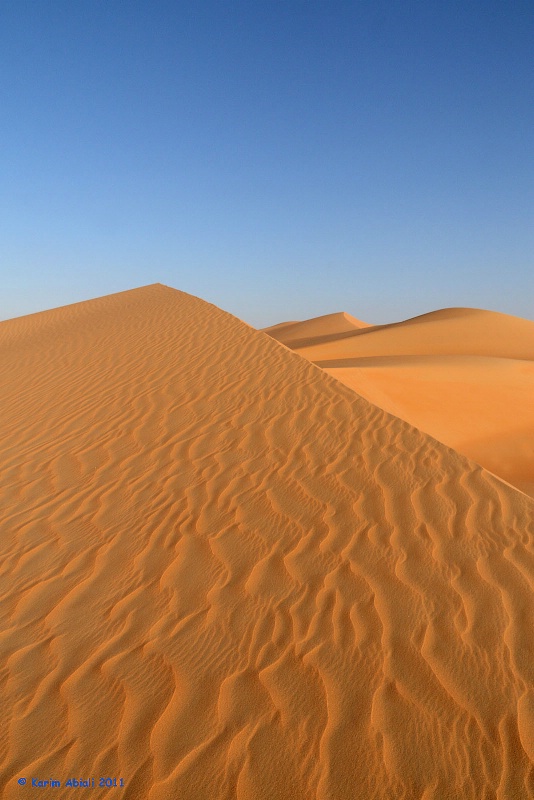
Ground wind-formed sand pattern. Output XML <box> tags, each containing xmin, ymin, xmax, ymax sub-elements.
<box><xmin>1</xmin><ymin>283</ymin><xmax>533</xmax><ymax>799</ymax></box>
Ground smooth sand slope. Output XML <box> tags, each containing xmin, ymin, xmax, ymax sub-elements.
<box><xmin>265</xmin><ymin>307</ymin><xmax>534</xmax><ymax>497</ymax></box>
<box><xmin>262</xmin><ymin>311</ymin><xmax>371</xmax><ymax>344</ymax></box>
<box><xmin>1</xmin><ymin>285</ymin><xmax>534</xmax><ymax>800</ymax></box>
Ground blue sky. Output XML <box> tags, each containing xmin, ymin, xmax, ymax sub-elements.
<box><xmin>1</xmin><ymin>1</ymin><xmax>532</xmax><ymax>326</ymax></box>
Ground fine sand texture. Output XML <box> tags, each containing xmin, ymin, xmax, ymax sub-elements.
<box><xmin>1</xmin><ymin>284</ymin><xmax>534</xmax><ymax>799</ymax></box>
<box><xmin>265</xmin><ymin>308</ymin><xmax>534</xmax><ymax>497</ymax></box>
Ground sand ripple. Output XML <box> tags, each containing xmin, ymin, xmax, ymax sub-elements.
<box><xmin>1</xmin><ymin>284</ymin><xmax>533</xmax><ymax>798</ymax></box>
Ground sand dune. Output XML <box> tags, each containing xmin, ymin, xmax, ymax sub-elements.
<box><xmin>264</xmin><ymin>307</ymin><xmax>534</xmax><ymax>497</ymax></box>
<box><xmin>267</xmin><ymin>307</ymin><xmax>534</xmax><ymax>359</ymax></box>
<box><xmin>262</xmin><ymin>311</ymin><xmax>371</xmax><ymax>344</ymax></box>
<box><xmin>1</xmin><ymin>284</ymin><xmax>534</xmax><ymax>799</ymax></box>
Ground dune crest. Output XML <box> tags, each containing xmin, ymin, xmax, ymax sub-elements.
<box><xmin>1</xmin><ymin>284</ymin><xmax>533</xmax><ymax>799</ymax></box>
<box><xmin>262</xmin><ymin>310</ymin><xmax>371</xmax><ymax>344</ymax></box>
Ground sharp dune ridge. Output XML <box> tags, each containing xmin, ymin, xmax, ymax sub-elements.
<box><xmin>1</xmin><ymin>283</ymin><xmax>534</xmax><ymax>799</ymax></box>
<box><xmin>264</xmin><ymin>306</ymin><xmax>534</xmax><ymax>359</ymax></box>
<box><xmin>262</xmin><ymin>311</ymin><xmax>371</xmax><ymax>343</ymax></box>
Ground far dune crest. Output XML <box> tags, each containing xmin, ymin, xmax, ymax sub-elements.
<box><xmin>262</xmin><ymin>310</ymin><xmax>371</xmax><ymax>344</ymax></box>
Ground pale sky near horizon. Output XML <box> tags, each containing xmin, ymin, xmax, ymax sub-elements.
<box><xmin>1</xmin><ymin>1</ymin><xmax>532</xmax><ymax>327</ymax></box>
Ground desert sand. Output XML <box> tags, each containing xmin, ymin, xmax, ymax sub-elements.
<box><xmin>1</xmin><ymin>284</ymin><xmax>533</xmax><ymax>799</ymax></box>
<box><xmin>265</xmin><ymin>307</ymin><xmax>534</xmax><ymax>498</ymax></box>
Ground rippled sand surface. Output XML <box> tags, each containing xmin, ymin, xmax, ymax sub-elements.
<box><xmin>1</xmin><ymin>284</ymin><xmax>533</xmax><ymax>799</ymax></box>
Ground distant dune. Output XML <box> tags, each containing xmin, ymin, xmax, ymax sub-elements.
<box><xmin>262</xmin><ymin>311</ymin><xmax>371</xmax><ymax>343</ymax></box>
<box><xmin>264</xmin><ymin>307</ymin><xmax>534</xmax><ymax>497</ymax></box>
<box><xmin>1</xmin><ymin>285</ymin><xmax>533</xmax><ymax>799</ymax></box>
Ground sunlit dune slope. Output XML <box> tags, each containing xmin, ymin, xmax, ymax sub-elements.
<box><xmin>269</xmin><ymin>307</ymin><xmax>534</xmax><ymax>360</ymax></box>
<box><xmin>264</xmin><ymin>308</ymin><xmax>534</xmax><ymax>497</ymax></box>
<box><xmin>262</xmin><ymin>310</ymin><xmax>370</xmax><ymax>344</ymax></box>
<box><xmin>1</xmin><ymin>284</ymin><xmax>534</xmax><ymax>800</ymax></box>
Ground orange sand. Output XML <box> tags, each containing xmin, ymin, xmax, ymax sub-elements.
<box><xmin>262</xmin><ymin>311</ymin><xmax>371</xmax><ymax>343</ymax></box>
<box><xmin>1</xmin><ymin>285</ymin><xmax>533</xmax><ymax>799</ymax></box>
<box><xmin>265</xmin><ymin>307</ymin><xmax>534</xmax><ymax>497</ymax></box>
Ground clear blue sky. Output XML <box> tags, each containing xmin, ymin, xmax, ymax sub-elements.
<box><xmin>1</xmin><ymin>1</ymin><xmax>532</xmax><ymax>326</ymax></box>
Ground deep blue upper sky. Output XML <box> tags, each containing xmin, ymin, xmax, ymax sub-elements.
<box><xmin>1</xmin><ymin>1</ymin><xmax>532</xmax><ymax>326</ymax></box>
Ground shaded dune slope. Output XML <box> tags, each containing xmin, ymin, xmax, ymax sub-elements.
<box><xmin>1</xmin><ymin>284</ymin><xmax>534</xmax><ymax>799</ymax></box>
<box><xmin>264</xmin><ymin>308</ymin><xmax>534</xmax><ymax>497</ymax></box>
